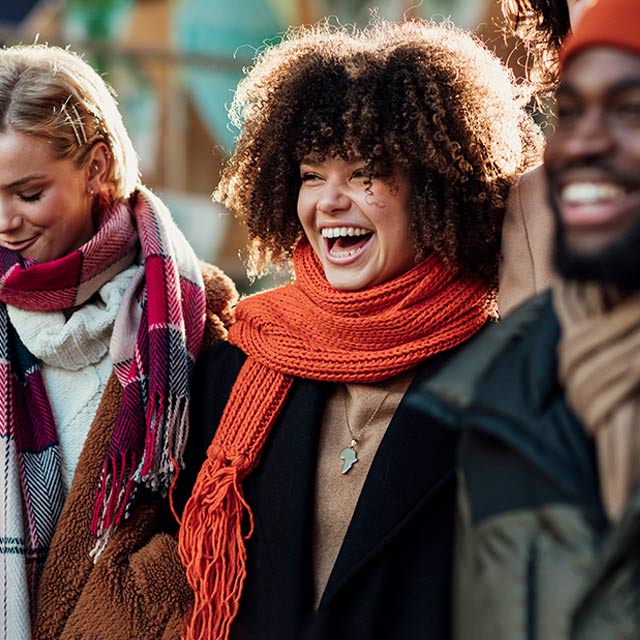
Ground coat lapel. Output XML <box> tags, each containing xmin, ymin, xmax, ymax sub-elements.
<box><xmin>320</xmin><ymin>350</ymin><xmax>460</xmax><ymax>606</ymax></box>
<box><xmin>243</xmin><ymin>348</ymin><xmax>462</xmax><ymax>614</ymax></box>
<box><xmin>243</xmin><ymin>377</ymin><xmax>329</xmax><ymax>620</ymax></box>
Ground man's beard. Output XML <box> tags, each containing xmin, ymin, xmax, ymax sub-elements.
<box><xmin>554</xmin><ymin>209</ymin><xmax>640</xmax><ymax>290</ymax></box>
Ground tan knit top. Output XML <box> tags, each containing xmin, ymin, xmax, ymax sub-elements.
<box><xmin>312</xmin><ymin>370</ymin><xmax>415</xmax><ymax>606</ymax></box>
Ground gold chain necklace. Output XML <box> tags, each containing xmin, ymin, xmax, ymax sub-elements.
<box><xmin>339</xmin><ymin>382</ymin><xmax>399</xmax><ymax>474</ymax></box>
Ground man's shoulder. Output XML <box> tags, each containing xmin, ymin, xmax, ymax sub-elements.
<box><xmin>410</xmin><ymin>291</ymin><xmax>557</xmax><ymax>423</ymax></box>
<box><xmin>411</xmin><ymin>291</ymin><xmax>603</xmax><ymax>514</ymax></box>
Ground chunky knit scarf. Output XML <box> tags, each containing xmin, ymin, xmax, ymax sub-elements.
<box><xmin>555</xmin><ymin>279</ymin><xmax>640</xmax><ymax>521</ymax></box>
<box><xmin>0</xmin><ymin>187</ymin><xmax>205</xmax><ymax>637</ymax></box>
<box><xmin>179</xmin><ymin>240</ymin><xmax>490</xmax><ymax>640</ymax></box>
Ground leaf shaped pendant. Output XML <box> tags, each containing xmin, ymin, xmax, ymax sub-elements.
<box><xmin>339</xmin><ymin>444</ymin><xmax>358</xmax><ymax>474</ymax></box>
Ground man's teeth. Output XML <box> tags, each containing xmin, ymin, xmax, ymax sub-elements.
<box><xmin>321</xmin><ymin>227</ymin><xmax>370</xmax><ymax>238</ymax></box>
<box><xmin>562</xmin><ymin>182</ymin><xmax>626</xmax><ymax>204</ymax></box>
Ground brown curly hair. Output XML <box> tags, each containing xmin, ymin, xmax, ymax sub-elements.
<box><xmin>501</xmin><ymin>0</ymin><xmax>571</xmax><ymax>94</ymax></box>
<box><xmin>214</xmin><ymin>18</ymin><xmax>543</xmax><ymax>285</ymax></box>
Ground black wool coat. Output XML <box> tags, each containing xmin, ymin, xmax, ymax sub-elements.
<box><xmin>179</xmin><ymin>341</ymin><xmax>461</xmax><ymax>640</ymax></box>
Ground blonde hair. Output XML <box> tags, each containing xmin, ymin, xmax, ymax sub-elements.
<box><xmin>0</xmin><ymin>44</ymin><xmax>139</xmax><ymax>200</ymax></box>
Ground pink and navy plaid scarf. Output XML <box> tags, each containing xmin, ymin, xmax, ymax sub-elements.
<box><xmin>0</xmin><ymin>187</ymin><xmax>206</xmax><ymax>635</ymax></box>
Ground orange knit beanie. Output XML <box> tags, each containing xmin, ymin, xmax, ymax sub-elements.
<box><xmin>561</xmin><ymin>0</ymin><xmax>640</xmax><ymax>66</ymax></box>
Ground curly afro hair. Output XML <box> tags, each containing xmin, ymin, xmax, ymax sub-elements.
<box><xmin>501</xmin><ymin>0</ymin><xmax>571</xmax><ymax>93</ymax></box>
<box><xmin>214</xmin><ymin>18</ymin><xmax>543</xmax><ymax>285</ymax></box>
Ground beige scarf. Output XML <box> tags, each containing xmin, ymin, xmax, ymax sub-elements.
<box><xmin>554</xmin><ymin>279</ymin><xmax>640</xmax><ymax>521</ymax></box>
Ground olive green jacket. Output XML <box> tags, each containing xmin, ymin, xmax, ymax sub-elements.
<box><xmin>412</xmin><ymin>292</ymin><xmax>640</xmax><ymax>640</ymax></box>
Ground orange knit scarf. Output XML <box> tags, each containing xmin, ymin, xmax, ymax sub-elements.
<box><xmin>178</xmin><ymin>240</ymin><xmax>490</xmax><ymax>639</ymax></box>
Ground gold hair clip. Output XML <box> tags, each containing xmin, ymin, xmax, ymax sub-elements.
<box><xmin>61</xmin><ymin>98</ymin><xmax>88</xmax><ymax>146</ymax></box>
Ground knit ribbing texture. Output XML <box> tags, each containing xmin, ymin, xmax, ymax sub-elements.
<box><xmin>179</xmin><ymin>239</ymin><xmax>490</xmax><ymax>640</ymax></box>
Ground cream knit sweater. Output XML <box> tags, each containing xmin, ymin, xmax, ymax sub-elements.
<box><xmin>7</xmin><ymin>265</ymin><xmax>139</xmax><ymax>491</ymax></box>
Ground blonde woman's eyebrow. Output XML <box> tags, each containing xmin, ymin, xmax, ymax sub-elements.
<box><xmin>2</xmin><ymin>174</ymin><xmax>47</xmax><ymax>190</ymax></box>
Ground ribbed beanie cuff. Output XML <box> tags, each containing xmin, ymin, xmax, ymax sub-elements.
<box><xmin>561</xmin><ymin>0</ymin><xmax>640</xmax><ymax>67</ymax></box>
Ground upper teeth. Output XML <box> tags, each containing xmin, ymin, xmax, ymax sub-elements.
<box><xmin>562</xmin><ymin>182</ymin><xmax>626</xmax><ymax>204</ymax></box>
<box><xmin>321</xmin><ymin>227</ymin><xmax>370</xmax><ymax>238</ymax></box>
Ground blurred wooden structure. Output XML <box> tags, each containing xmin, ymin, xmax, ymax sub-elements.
<box><xmin>1</xmin><ymin>0</ymin><xmax>523</xmax><ymax>288</ymax></box>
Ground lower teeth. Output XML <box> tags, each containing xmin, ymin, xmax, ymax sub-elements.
<box><xmin>332</xmin><ymin>248</ymin><xmax>358</xmax><ymax>257</ymax></box>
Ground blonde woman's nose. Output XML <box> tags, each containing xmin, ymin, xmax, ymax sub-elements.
<box><xmin>0</xmin><ymin>201</ymin><xmax>22</xmax><ymax>234</ymax></box>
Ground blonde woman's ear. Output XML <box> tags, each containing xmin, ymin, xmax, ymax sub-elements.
<box><xmin>86</xmin><ymin>142</ymin><xmax>110</xmax><ymax>196</ymax></box>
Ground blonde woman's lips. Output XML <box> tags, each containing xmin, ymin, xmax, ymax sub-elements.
<box><xmin>2</xmin><ymin>235</ymin><xmax>39</xmax><ymax>252</ymax></box>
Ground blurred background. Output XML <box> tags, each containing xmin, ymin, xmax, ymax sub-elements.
<box><xmin>0</xmin><ymin>0</ymin><xmax>527</xmax><ymax>289</ymax></box>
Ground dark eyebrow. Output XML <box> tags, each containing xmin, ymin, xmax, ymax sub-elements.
<box><xmin>557</xmin><ymin>77</ymin><xmax>640</xmax><ymax>98</ymax></box>
<box><xmin>299</xmin><ymin>158</ymin><xmax>365</xmax><ymax>168</ymax></box>
<box><xmin>299</xmin><ymin>159</ymin><xmax>322</xmax><ymax>168</ymax></box>
<box><xmin>608</xmin><ymin>78</ymin><xmax>640</xmax><ymax>94</ymax></box>
<box><xmin>1</xmin><ymin>174</ymin><xmax>47</xmax><ymax>190</ymax></box>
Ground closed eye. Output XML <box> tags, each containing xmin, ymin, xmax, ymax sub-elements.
<box><xmin>18</xmin><ymin>191</ymin><xmax>44</xmax><ymax>203</ymax></box>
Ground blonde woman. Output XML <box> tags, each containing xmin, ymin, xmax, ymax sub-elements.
<box><xmin>0</xmin><ymin>44</ymin><xmax>235</xmax><ymax>639</ymax></box>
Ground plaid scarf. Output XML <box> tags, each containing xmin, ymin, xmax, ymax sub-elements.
<box><xmin>0</xmin><ymin>187</ymin><xmax>206</xmax><ymax>636</ymax></box>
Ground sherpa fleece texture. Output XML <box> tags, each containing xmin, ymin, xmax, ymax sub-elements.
<box><xmin>32</xmin><ymin>263</ymin><xmax>236</xmax><ymax>640</ymax></box>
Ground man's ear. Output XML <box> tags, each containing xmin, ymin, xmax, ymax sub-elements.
<box><xmin>86</xmin><ymin>142</ymin><xmax>110</xmax><ymax>195</ymax></box>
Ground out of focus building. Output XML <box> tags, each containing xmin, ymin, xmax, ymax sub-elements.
<box><xmin>1</xmin><ymin>0</ymin><xmax>523</xmax><ymax>289</ymax></box>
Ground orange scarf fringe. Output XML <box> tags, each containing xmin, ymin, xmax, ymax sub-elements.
<box><xmin>179</xmin><ymin>241</ymin><xmax>490</xmax><ymax>639</ymax></box>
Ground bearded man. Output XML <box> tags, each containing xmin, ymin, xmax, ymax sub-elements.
<box><xmin>414</xmin><ymin>0</ymin><xmax>640</xmax><ymax>637</ymax></box>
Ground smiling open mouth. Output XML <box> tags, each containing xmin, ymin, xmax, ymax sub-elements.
<box><xmin>322</xmin><ymin>226</ymin><xmax>373</xmax><ymax>258</ymax></box>
<box><xmin>3</xmin><ymin>235</ymin><xmax>38</xmax><ymax>252</ymax></box>
<box><xmin>562</xmin><ymin>182</ymin><xmax>628</xmax><ymax>204</ymax></box>
<box><xmin>558</xmin><ymin>181</ymin><xmax>639</xmax><ymax>228</ymax></box>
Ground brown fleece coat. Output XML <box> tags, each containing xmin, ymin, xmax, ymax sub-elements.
<box><xmin>32</xmin><ymin>264</ymin><xmax>236</xmax><ymax>640</ymax></box>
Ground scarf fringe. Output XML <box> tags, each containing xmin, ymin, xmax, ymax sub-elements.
<box><xmin>90</xmin><ymin>394</ymin><xmax>189</xmax><ymax>561</ymax></box>
<box><xmin>90</xmin><ymin>452</ymin><xmax>136</xmax><ymax>535</ymax></box>
<box><xmin>90</xmin><ymin>451</ymin><xmax>137</xmax><ymax>561</ymax></box>
<box><xmin>179</xmin><ymin>242</ymin><xmax>492</xmax><ymax>637</ymax></box>
<box><xmin>91</xmin><ymin>393</ymin><xmax>190</xmax><ymax>558</ymax></box>
<box><xmin>179</xmin><ymin>457</ymin><xmax>254</xmax><ymax>640</ymax></box>
<box><xmin>139</xmin><ymin>394</ymin><xmax>189</xmax><ymax>490</ymax></box>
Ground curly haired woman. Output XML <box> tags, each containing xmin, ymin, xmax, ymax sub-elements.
<box><xmin>176</xmin><ymin>18</ymin><xmax>542</xmax><ymax>640</ymax></box>
<box><xmin>0</xmin><ymin>45</ymin><xmax>236</xmax><ymax>639</ymax></box>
